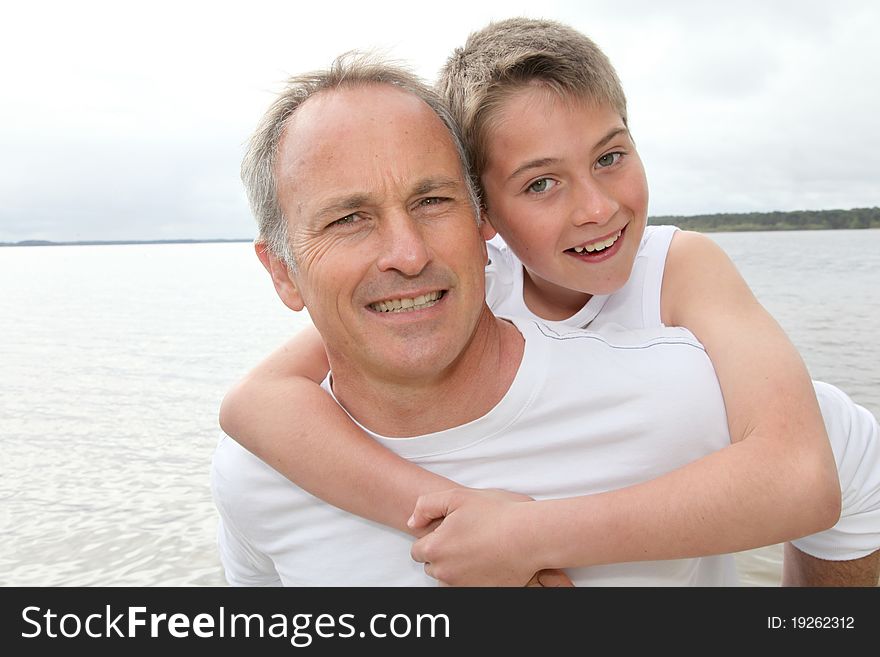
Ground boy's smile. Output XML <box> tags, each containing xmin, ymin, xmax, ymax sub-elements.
<box><xmin>481</xmin><ymin>87</ymin><xmax>649</xmax><ymax>320</ymax></box>
<box><xmin>565</xmin><ymin>227</ymin><xmax>625</xmax><ymax>259</ymax></box>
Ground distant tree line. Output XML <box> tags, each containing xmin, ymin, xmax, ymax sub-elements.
<box><xmin>0</xmin><ymin>238</ymin><xmax>252</xmax><ymax>247</ymax></box>
<box><xmin>3</xmin><ymin>208</ymin><xmax>878</xmax><ymax>246</ymax></box>
<box><xmin>649</xmin><ymin>207</ymin><xmax>880</xmax><ymax>232</ymax></box>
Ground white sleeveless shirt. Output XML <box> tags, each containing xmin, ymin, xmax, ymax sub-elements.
<box><xmin>485</xmin><ymin>225</ymin><xmax>880</xmax><ymax>560</ymax></box>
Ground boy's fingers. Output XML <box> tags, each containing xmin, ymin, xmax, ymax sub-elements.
<box><xmin>536</xmin><ymin>569</ymin><xmax>575</xmax><ymax>587</ymax></box>
<box><xmin>407</xmin><ymin>489</ymin><xmax>459</xmax><ymax>528</ymax></box>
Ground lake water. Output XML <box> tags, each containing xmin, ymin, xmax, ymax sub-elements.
<box><xmin>1</xmin><ymin>229</ymin><xmax>878</xmax><ymax>586</ymax></box>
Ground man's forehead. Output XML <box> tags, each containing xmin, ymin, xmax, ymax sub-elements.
<box><xmin>286</xmin><ymin>83</ymin><xmax>441</xmax><ymax>143</ymax></box>
<box><xmin>276</xmin><ymin>85</ymin><xmax>465</xmax><ymax>209</ymax></box>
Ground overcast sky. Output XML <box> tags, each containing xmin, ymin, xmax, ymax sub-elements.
<box><xmin>1</xmin><ymin>0</ymin><xmax>877</xmax><ymax>242</ymax></box>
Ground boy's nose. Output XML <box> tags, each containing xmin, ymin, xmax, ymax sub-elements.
<box><xmin>570</xmin><ymin>178</ymin><xmax>619</xmax><ymax>227</ymax></box>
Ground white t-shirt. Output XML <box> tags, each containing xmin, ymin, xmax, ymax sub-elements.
<box><xmin>212</xmin><ymin>317</ymin><xmax>739</xmax><ymax>586</ymax></box>
<box><xmin>486</xmin><ymin>225</ymin><xmax>880</xmax><ymax>560</ymax></box>
<box><xmin>486</xmin><ymin>225</ymin><xmax>678</xmax><ymax>331</ymax></box>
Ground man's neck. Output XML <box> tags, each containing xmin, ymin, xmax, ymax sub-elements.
<box><xmin>329</xmin><ymin>310</ymin><xmax>524</xmax><ymax>437</ymax></box>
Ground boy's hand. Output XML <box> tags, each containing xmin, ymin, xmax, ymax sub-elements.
<box><xmin>409</xmin><ymin>487</ymin><xmax>549</xmax><ymax>586</ymax></box>
<box><xmin>526</xmin><ymin>570</ymin><xmax>575</xmax><ymax>587</ymax></box>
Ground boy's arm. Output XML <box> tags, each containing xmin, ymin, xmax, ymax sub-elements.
<box><xmin>219</xmin><ymin>324</ymin><xmax>460</xmax><ymax>535</ymax></box>
<box><xmin>411</xmin><ymin>232</ymin><xmax>842</xmax><ymax>585</ymax></box>
<box><xmin>663</xmin><ymin>231</ymin><xmax>843</xmax><ymax>557</ymax></box>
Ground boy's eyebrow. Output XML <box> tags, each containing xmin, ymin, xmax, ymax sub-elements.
<box><xmin>508</xmin><ymin>157</ymin><xmax>560</xmax><ymax>182</ymax></box>
<box><xmin>507</xmin><ymin>127</ymin><xmax>630</xmax><ymax>182</ymax></box>
<box><xmin>595</xmin><ymin>127</ymin><xmax>629</xmax><ymax>151</ymax></box>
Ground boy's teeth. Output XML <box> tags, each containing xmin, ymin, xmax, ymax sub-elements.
<box><xmin>370</xmin><ymin>290</ymin><xmax>442</xmax><ymax>313</ymax></box>
<box><xmin>572</xmin><ymin>230</ymin><xmax>622</xmax><ymax>254</ymax></box>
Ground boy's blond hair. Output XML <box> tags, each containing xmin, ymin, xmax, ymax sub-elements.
<box><xmin>437</xmin><ymin>17</ymin><xmax>628</xmax><ymax>186</ymax></box>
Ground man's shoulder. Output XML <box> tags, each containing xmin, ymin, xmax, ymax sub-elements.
<box><xmin>485</xmin><ymin>237</ymin><xmax>521</xmax><ymax>312</ymax></box>
<box><xmin>211</xmin><ymin>433</ymin><xmax>289</xmax><ymax>502</ymax></box>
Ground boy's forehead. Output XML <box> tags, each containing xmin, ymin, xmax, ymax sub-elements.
<box><xmin>496</xmin><ymin>86</ymin><xmax>622</xmax><ymax>125</ymax></box>
<box><xmin>481</xmin><ymin>90</ymin><xmax>633</xmax><ymax>183</ymax></box>
<box><xmin>486</xmin><ymin>89</ymin><xmax>629</xmax><ymax>158</ymax></box>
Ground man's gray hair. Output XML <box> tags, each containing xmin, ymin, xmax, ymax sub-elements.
<box><xmin>241</xmin><ymin>52</ymin><xmax>481</xmax><ymax>269</ymax></box>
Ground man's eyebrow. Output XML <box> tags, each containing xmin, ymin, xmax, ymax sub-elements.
<box><xmin>507</xmin><ymin>127</ymin><xmax>630</xmax><ymax>181</ymax></box>
<box><xmin>315</xmin><ymin>194</ymin><xmax>372</xmax><ymax>221</ymax></box>
<box><xmin>412</xmin><ymin>177</ymin><xmax>461</xmax><ymax>195</ymax></box>
<box><xmin>313</xmin><ymin>178</ymin><xmax>462</xmax><ymax>222</ymax></box>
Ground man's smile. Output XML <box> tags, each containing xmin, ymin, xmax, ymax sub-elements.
<box><xmin>368</xmin><ymin>290</ymin><xmax>446</xmax><ymax>313</ymax></box>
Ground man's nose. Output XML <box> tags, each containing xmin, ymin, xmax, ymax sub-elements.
<box><xmin>375</xmin><ymin>213</ymin><xmax>431</xmax><ymax>276</ymax></box>
<box><xmin>569</xmin><ymin>177</ymin><xmax>619</xmax><ymax>227</ymax></box>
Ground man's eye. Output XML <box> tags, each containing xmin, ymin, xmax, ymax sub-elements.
<box><xmin>413</xmin><ymin>197</ymin><xmax>452</xmax><ymax>214</ymax></box>
<box><xmin>596</xmin><ymin>152</ymin><xmax>623</xmax><ymax>168</ymax></box>
<box><xmin>527</xmin><ymin>178</ymin><xmax>556</xmax><ymax>193</ymax></box>
<box><xmin>329</xmin><ymin>214</ymin><xmax>358</xmax><ymax>228</ymax></box>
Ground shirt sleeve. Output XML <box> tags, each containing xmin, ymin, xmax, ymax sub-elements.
<box><xmin>215</xmin><ymin>515</ymin><xmax>283</xmax><ymax>587</ymax></box>
<box><xmin>791</xmin><ymin>381</ymin><xmax>880</xmax><ymax>560</ymax></box>
<box><xmin>211</xmin><ymin>434</ymin><xmax>283</xmax><ymax>586</ymax></box>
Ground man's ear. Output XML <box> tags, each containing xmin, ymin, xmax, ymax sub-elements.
<box><xmin>254</xmin><ymin>241</ymin><xmax>305</xmax><ymax>312</ymax></box>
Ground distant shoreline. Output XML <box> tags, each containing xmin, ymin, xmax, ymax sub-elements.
<box><xmin>650</xmin><ymin>206</ymin><xmax>879</xmax><ymax>233</ymax></box>
<box><xmin>2</xmin><ymin>207</ymin><xmax>877</xmax><ymax>246</ymax></box>
<box><xmin>0</xmin><ymin>238</ymin><xmax>254</xmax><ymax>247</ymax></box>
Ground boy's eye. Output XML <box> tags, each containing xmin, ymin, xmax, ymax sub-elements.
<box><xmin>596</xmin><ymin>152</ymin><xmax>623</xmax><ymax>168</ymax></box>
<box><xmin>527</xmin><ymin>178</ymin><xmax>556</xmax><ymax>193</ymax></box>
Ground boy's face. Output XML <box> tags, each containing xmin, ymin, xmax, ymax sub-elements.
<box><xmin>481</xmin><ymin>88</ymin><xmax>649</xmax><ymax>317</ymax></box>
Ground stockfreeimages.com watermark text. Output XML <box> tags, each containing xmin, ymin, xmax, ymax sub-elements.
<box><xmin>21</xmin><ymin>605</ymin><xmax>450</xmax><ymax>647</ymax></box>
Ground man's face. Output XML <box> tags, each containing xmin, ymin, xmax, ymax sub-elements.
<box><xmin>271</xmin><ymin>85</ymin><xmax>493</xmax><ymax>383</ymax></box>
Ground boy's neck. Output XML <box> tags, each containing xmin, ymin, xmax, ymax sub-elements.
<box><xmin>522</xmin><ymin>267</ymin><xmax>592</xmax><ymax>321</ymax></box>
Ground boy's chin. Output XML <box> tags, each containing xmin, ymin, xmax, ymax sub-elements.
<box><xmin>589</xmin><ymin>269</ymin><xmax>634</xmax><ymax>296</ymax></box>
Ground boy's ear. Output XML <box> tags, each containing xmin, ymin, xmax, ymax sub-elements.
<box><xmin>254</xmin><ymin>241</ymin><xmax>305</xmax><ymax>312</ymax></box>
<box><xmin>479</xmin><ymin>207</ymin><xmax>497</xmax><ymax>241</ymax></box>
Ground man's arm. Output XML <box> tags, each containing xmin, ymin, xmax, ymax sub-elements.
<box><xmin>783</xmin><ymin>544</ymin><xmax>880</xmax><ymax>586</ymax></box>
<box><xmin>785</xmin><ymin>382</ymin><xmax>880</xmax><ymax>585</ymax></box>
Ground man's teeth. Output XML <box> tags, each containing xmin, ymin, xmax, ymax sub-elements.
<box><xmin>571</xmin><ymin>229</ymin><xmax>622</xmax><ymax>254</ymax></box>
<box><xmin>370</xmin><ymin>290</ymin><xmax>443</xmax><ymax>313</ymax></box>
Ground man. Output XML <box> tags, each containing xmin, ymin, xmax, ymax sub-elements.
<box><xmin>211</xmin><ymin>54</ymin><xmax>760</xmax><ymax>586</ymax></box>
